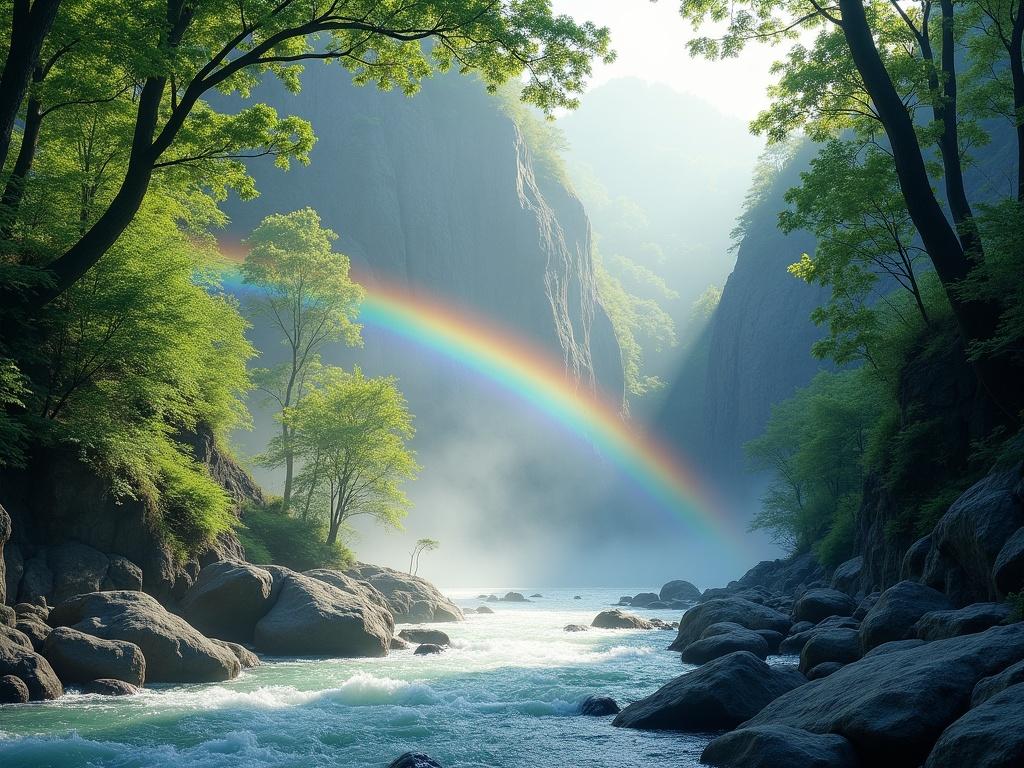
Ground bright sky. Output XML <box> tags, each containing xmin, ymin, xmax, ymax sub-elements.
<box><xmin>551</xmin><ymin>0</ymin><xmax>785</xmax><ymax>121</ymax></box>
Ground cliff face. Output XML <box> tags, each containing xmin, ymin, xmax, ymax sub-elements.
<box><xmin>223</xmin><ymin>70</ymin><xmax>623</xmax><ymax>400</ymax></box>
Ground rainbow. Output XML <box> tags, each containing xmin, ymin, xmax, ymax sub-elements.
<box><xmin>209</xmin><ymin>249</ymin><xmax>747</xmax><ymax>556</ymax></box>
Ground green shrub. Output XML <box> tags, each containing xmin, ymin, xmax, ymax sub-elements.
<box><xmin>815</xmin><ymin>495</ymin><xmax>858</xmax><ymax>568</ymax></box>
<box><xmin>152</xmin><ymin>449</ymin><xmax>236</xmax><ymax>561</ymax></box>
<box><xmin>237</xmin><ymin>500</ymin><xmax>353</xmax><ymax>571</ymax></box>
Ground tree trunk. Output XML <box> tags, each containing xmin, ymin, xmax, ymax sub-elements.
<box><xmin>0</xmin><ymin>88</ymin><xmax>43</xmax><ymax>239</ymax></box>
<box><xmin>0</xmin><ymin>0</ymin><xmax>61</xmax><ymax>171</ymax></box>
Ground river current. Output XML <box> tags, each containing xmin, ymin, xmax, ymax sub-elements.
<box><xmin>0</xmin><ymin>588</ymin><xmax>715</xmax><ymax>767</ymax></box>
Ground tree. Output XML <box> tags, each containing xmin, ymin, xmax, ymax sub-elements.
<box><xmin>0</xmin><ymin>0</ymin><xmax>612</xmax><ymax>314</ymax></box>
<box><xmin>276</xmin><ymin>367</ymin><xmax>418</xmax><ymax>547</ymax></box>
<box><xmin>409</xmin><ymin>537</ymin><xmax>439</xmax><ymax>576</ymax></box>
<box><xmin>244</xmin><ymin>208</ymin><xmax>363</xmax><ymax>507</ymax></box>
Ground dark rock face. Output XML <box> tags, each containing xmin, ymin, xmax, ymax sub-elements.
<box><xmin>180</xmin><ymin>560</ymin><xmax>274</xmax><ymax>642</ymax></box>
<box><xmin>913</xmin><ymin>603</ymin><xmax>1012</xmax><ymax>642</ymax></box>
<box><xmin>0</xmin><ymin>504</ymin><xmax>10</xmax><ymax>604</ymax></box>
<box><xmin>612</xmin><ymin>651</ymin><xmax>805</xmax><ymax>732</ymax></box>
<box><xmin>853</xmin><ymin>592</ymin><xmax>880</xmax><ymax>621</ymax></box>
<box><xmin>681</xmin><ymin>624</ymin><xmax>770</xmax><ymax>664</ymax></box>
<box><xmin>344</xmin><ymin>563</ymin><xmax>463</xmax><ymax>623</ymax></box>
<box><xmin>15</xmin><ymin>615</ymin><xmax>50</xmax><ymax>651</ymax></box>
<box><xmin>46</xmin><ymin>541</ymin><xmax>111</xmax><ymax>603</ymax></box>
<box><xmin>798</xmin><ymin>628</ymin><xmax>861</xmax><ymax>675</ymax></box>
<box><xmin>993</xmin><ymin>527</ymin><xmax>1024</xmax><ymax>597</ymax></box>
<box><xmin>580</xmin><ymin>694</ymin><xmax>620</xmax><ymax>716</ymax></box>
<box><xmin>902</xmin><ymin>536</ymin><xmax>933</xmax><ymax>582</ymax></box>
<box><xmin>413</xmin><ymin>643</ymin><xmax>445</xmax><ymax>655</ymax></box>
<box><xmin>669</xmin><ymin>597</ymin><xmax>791</xmax><ymax>651</ymax></box>
<box><xmin>389</xmin><ymin>637</ymin><xmax>411</xmax><ymax>651</ymax></box>
<box><xmin>971</xmin><ymin>658</ymin><xmax>1024</xmax><ymax>706</ymax></box>
<box><xmin>701</xmin><ymin>725</ymin><xmax>858</xmax><ymax>768</ymax></box>
<box><xmin>863</xmin><ymin>638</ymin><xmax>927</xmax><ymax>658</ymax></box>
<box><xmin>387</xmin><ymin>753</ymin><xmax>443</xmax><ymax>768</ymax></box>
<box><xmin>756</xmin><ymin>629</ymin><xmax>785</xmax><ymax>654</ymax></box>
<box><xmin>42</xmin><ymin>626</ymin><xmax>145</xmax><ymax>685</ymax></box>
<box><xmin>49</xmin><ymin>590</ymin><xmax>239</xmax><ymax>683</ymax></box>
<box><xmin>792</xmin><ymin>589</ymin><xmax>857</xmax><ymax>624</ymax></box>
<box><xmin>0</xmin><ymin>624</ymin><xmax>32</xmax><ymax>649</ymax></box>
<box><xmin>806</xmin><ymin>661</ymin><xmax>844</xmax><ymax>680</ymax></box>
<box><xmin>924</xmin><ymin>683</ymin><xmax>1024</xmax><ymax>768</ymax></box>
<box><xmin>0</xmin><ymin>673</ymin><xmax>30</xmax><ymax>704</ymax></box>
<box><xmin>80</xmin><ymin>678</ymin><xmax>141</xmax><ymax>696</ymax></box>
<box><xmin>629</xmin><ymin>592</ymin><xmax>660</xmax><ymax>607</ymax></box>
<box><xmin>0</xmin><ymin>635</ymin><xmax>63</xmax><ymax>700</ymax></box>
<box><xmin>860</xmin><ymin>580</ymin><xmax>953</xmax><ymax>651</ymax></box>
<box><xmin>922</xmin><ymin>466</ymin><xmax>1024</xmax><ymax>605</ymax></box>
<box><xmin>253</xmin><ymin>573</ymin><xmax>393</xmax><ymax>657</ymax></box>
<box><xmin>397</xmin><ymin>629</ymin><xmax>450</xmax><ymax>646</ymax></box>
<box><xmin>744</xmin><ymin>623</ymin><xmax>1024</xmax><ymax>766</ymax></box>
<box><xmin>829</xmin><ymin>557</ymin><xmax>863</xmax><ymax>597</ymax></box>
<box><xmin>659</xmin><ymin>579</ymin><xmax>701</xmax><ymax>603</ymax></box>
<box><xmin>591</xmin><ymin>609</ymin><xmax>653</xmax><ymax>630</ymax></box>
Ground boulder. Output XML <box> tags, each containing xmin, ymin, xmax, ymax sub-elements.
<box><xmin>756</xmin><ymin>629</ymin><xmax>784</xmax><ymax>654</ymax></box>
<box><xmin>564</xmin><ymin>624</ymin><xmax>588</xmax><ymax>633</ymax></box>
<box><xmin>397</xmin><ymin>628</ymin><xmax>450</xmax><ymax>646</ymax></box>
<box><xmin>612</xmin><ymin>651</ymin><xmax>806</xmax><ymax>732</ymax></box>
<box><xmin>43</xmin><ymin>626</ymin><xmax>145</xmax><ymax>685</ymax></box>
<box><xmin>0</xmin><ymin>604</ymin><xmax>14</xmax><ymax>628</ymax></box>
<box><xmin>18</xmin><ymin>555</ymin><xmax>52</xmax><ymax>604</ymax></box>
<box><xmin>922</xmin><ymin>466</ymin><xmax>1024</xmax><ymax>605</ymax></box>
<box><xmin>788</xmin><ymin>621</ymin><xmax>814</xmax><ymax>635</ymax></box>
<box><xmin>529</xmin><ymin>593</ymin><xmax>543</xmax><ymax>598</ymax></box>
<box><xmin>646</xmin><ymin>601</ymin><xmax>671</xmax><ymax>609</ymax></box>
<box><xmin>390</xmin><ymin>637</ymin><xmax>411</xmax><ymax>650</ymax></box>
<box><xmin>592</xmin><ymin>609</ymin><xmax>653</xmax><ymax>630</ymax></box>
<box><xmin>387</xmin><ymin>754</ymin><xmax>442</xmax><ymax>768</ymax></box>
<box><xmin>499</xmin><ymin>591</ymin><xmax>528</xmax><ymax>602</ymax></box>
<box><xmin>0</xmin><ymin>673</ymin><xmax>29</xmax><ymax>704</ymax></box>
<box><xmin>81</xmin><ymin>678</ymin><xmax>141</xmax><ymax>696</ymax></box>
<box><xmin>580</xmin><ymin>694</ymin><xmax>620</xmax><ymax>715</ymax></box>
<box><xmin>971</xmin><ymin>658</ymin><xmax>1024</xmax><ymax>706</ymax></box>
<box><xmin>574</xmin><ymin>595</ymin><xmax>582</xmax><ymax>600</ymax></box>
<box><xmin>14</xmin><ymin>602</ymin><xmax>48</xmax><ymax>620</ymax></box>
<box><xmin>0</xmin><ymin>624</ymin><xmax>32</xmax><ymax>650</ymax></box>
<box><xmin>914</xmin><ymin>603</ymin><xmax>1012</xmax><ymax>642</ymax></box>
<box><xmin>860</xmin><ymin>580</ymin><xmax>953</xmax><ymax>651</ymax></box>
<box><xmin>863</xmin><ymin>638</ymin><xmax>927</xmax><ymax>658</ymax></box>
<box><xmin>214</xmin><ymin>640</ymin><xmax>260</xmax><ymax>669</ymax></box>
<box><xmin>659</xmin><ymin>579</ymin><xmax>701</xmax><ymax>603</ymax></box>
<box><xmin>669</xmin><ymin>597</ymin><xmax>791</xmax><ymax>651</ymax></box>
<box><xmin>830</xmin><ymin>557</ymin><xmax>863</xmax><ymax>597</ymax></box>
<box><xmin>179</xmin><ymin>560</ymin><xmax>274</xmax><ymax>642</ymax></box>
<box><xmin>682</xmin><ymin>625</ymin><xmax>769</xmax><ymax>664</ymax></box>
<box><xmin>732</xmin><ymin>553</ymin><xmax>826</xmax><ymax>596</ymax></box>
<box><xmin>49</xmin><ymin>590</ymin><xmax>239</xmax><ymax>683</ymax></box>
<box><xmin>701</xmin><ymin>725</ymin><xmax>858</xmax><ymax>768</ymax></box>
<box><xmin>105</xmin><ymin>555</ymin><xmax>143</xmax><ymax>591</ymax></box>
<box><xmin>743</xmin><ymin>623</ymin><xmax>1024</xmax><ymax>766</ymax></box>
<box><xmin>806</xmin><ymin>661</ymin><xmax>844</xmax><ymax>680</ymax></box>
<box><xmin>792</xmin><ymin>589</ymin><xmax>857</xmax><ymax>625</ymax></box>
<box><xmin>853</xmin><ymin>592</ymin><xmax>881</xmax><ymax>621</ymax></box>
<box><xmin>798</xmin><ymin>628</ymin><xmax>861</xmax><ymax>675</ymax></box>
<box><xmin>343</xmin><ymin>563</ymin><xmax>463</xmax><ymax>623</ymax></box>
<box><xmin>475</xmin><ymin>605</ymin><xmax>493</xmax><ymax>615</ymax></box>
<box><xmin>414</xmin><ymin>643</ymin><xmax>445</xmax><ymax>655</ymax></box>
<box><xmin>779</xmin><ymin>629</ymin><xmax>815</xmax><ymax>656</ymax></box>
<box><xmin>253</xmin><ymin>573</ymin><xmax>393</xmax><ymax>657</ymax></box>
<box><xmin>0</xmin><ymin>635</ymin><xmax>63</xmax><ymax>700</ymax></box>
<box><xmin>992</xmin><ymin>527</ymin><xmax>1024</xmax><ymax>597</ymax></box>
<box><xmin>15</xmin><ymin>615</ymin><xmax>50</xmax><ymax>651</ymax></box>
<box><xmin>901</xmin><ymin>535</ymin><xmax>933</xmax><ymax>582</ymax></box>
<box><xmin>47</xmin><ymin>542</ymin><xmax>110</xmax><ymax>603</ymax></box>
<box><xmin>924</xmin><ymin>683</ymin><xmax>1024</xmax><ymax>768</ymax></box>
<box><xmin>629</xmin><ymin>592</ymin><xmax>660</xmax><ymax>607</ymax></box>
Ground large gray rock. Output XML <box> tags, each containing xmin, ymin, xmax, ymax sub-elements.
<box><xmin>180</xmin><ymin>560</ymin><xmax>273</xmax><ymax>642</ymax></box>
<box><xmin>924</xmin><ymin>683</ymin><xmax>1024</xmax><ymax>768</ymax></box>
<box><xmin>860</xmin><ymin>580</ymin><xmax>953</xmax><ymax>651</ymax></box>
<box><xmin>49</xmin><ymin>590</ymin><xmax>239</xmax><ymax>683</ymax></box>
<box><xmin>397</xmin><ymin>628</ymin><xmax>450</xmax><ymax>645</ymax></box>
<box><xmin>254</xmin><ymin>572</ymin><xmax>393</xmax><ymax>657</ymax></box>
<box><xmin>669</xmin><ymin>597</ymin><xmax>791</xmax><ymax>651</ymax></box>
<box><xmin>592</xmin><ymin>609</ymin><xmax>653</xmax><ymax>629</ymax></box>
<box><xmin>971</xmin><ymin>658</ymin><xmax>1024</xmax><ymax>706</ymax></box>
<box><xmin>303</xmin><ymin>568</ymin><xmax>393</xmax><ymax>619</ymax></box>
<box><xmin>15</xmin><ymin>615</ymin><xmax>50</xmax><ymax>651</ymax></box>
<box><xmin>744</xmin><ymin>623</ymin><xmax>1024</xmax><ymax>766</ymax></box>
<box><xmin>682</xmin><ymin>624</ymin><xmax>769</xmax><ymax>664</ymax></box>
<box><xmin>798</xmin><ymin>628</ymin><xmax>861</xmax><ymax>675</ymax></box>
<box><xmin>914</xmin><ymin>603</ymin><xmax>1012</xmax><ymax>642</ymax></box>
<box><xmin>0</xmin><ymin>624</ymin><xmax>32</xmax><ymax>649</ymax></box>
<box><xmin>342</xmin><ymin>565</ymin><xmax>462</xmax><ymax>626</ymax></box>
<box><xmin>47</xmin><ymin>542</ymin><xmax>110</xmax><ymax>603</ymax></box>
<box><xmin>81</xmin><ymin>678</ymin><xmax>141</xmax><ymax>696</ymax></box>
<box><xmin>0</xmin><ymin>634</ymin><xmax>63</xmax><ymax>700</ymax></box>
<box><xmin>629</xmin><ymin>592</ymin><xmax>660</xmax><ymax>607</ymax></box>
<box><xmin>214</xmin><ymin>639</ymin><xmax>260</xmax><ymax>669</ymax></box>
<box><xmin>612</xmin><ymin>651</ymin><xmax>805</xmax><ymax>732</ymax></box>
<box><xmin>701</xmin><ymin>725</ymin><xmax>858</xmax><ymax>768</ymax></box>
<box><xmin>792</xmin><ymin>588</ymin><xmax>857</xmax><ymax>624</ymax></box>
<box><xmin>922</xmin><ymin>466</ymin><xmax>1024</xmax><ymax>605</ymax></box>
<box><xmin>0</xmin><ymin>673</ymin><xmax>29</xmax><ymax>704</ymax></box>
<box><xmin>580</xmin><ymin>694</ymin><xmax>620</xmax><ymax>715</ymax></box>
<box><xmin>43</xmin><ymin>626</ymin><xmax>145</xmax><ymax>685</ymax></box>
<box><xmin>660</xmin><ymin>579</ymin><xmax>701</xmax><ymax>603</ymax></box>
<box><xmin>105</xmin><ymin>555</ymin><xmax>143</xmax><ymax>591</ymax></box>
<box><xmin>993</xmin><ymin>527</ymin><xmax>1024</xmax><ymax>597</ymax></box>
<box><xmin>830</xmin><ymin>557</ymin><xmax>863</xmax><ymax>597</ymax></box>
<box><xmin>18</xmin><ymin>554</ymin><xmax>52</xmax><ymax>604</ymax></box>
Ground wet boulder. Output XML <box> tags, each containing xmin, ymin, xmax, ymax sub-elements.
<box><xmin>180</xmin><ymin>561</ymin><xmax>274</xmax><ymax>643</ymax></box>
<box><xmin>743</xmin><ymin>623</ymin><xmax>1024</xmax><ymax>766</ymax></box>
<box><xmin>343</xmin><ymin>563</ymin><xmax>463</xmax><ymax>623</ymax></box>
<box><xmin>798</xmin><ymin>628</ymin><xmax>861</xmax><ymax>675</ymax></box>
<box><xmin>756</xmin><ymin>629</ymin><xmax>785</xmax><ymax>654</ymax></box>
<box><xmin>413</xmin><ymin>643</ymin><xmax>445</xmax><ymax>655</ymax></box>
<box><xmin>214</xmin><ymin>639</ymin><xmax>260</xmax><ymax>669</ymax></box>
<box><xmin>498</xmin><ymin>591</ymin><xmax>529</xmax><ymax>602</ymax></box>
<box><xmin>398</xmin><ymin>628</ymin><xmax>450</xmax><ymax>645</ymax></box>
<box><xmin>254</xmin><ymin>573</ymin><xmax>393</xmax><ymax>657</ymax></box>
<box><xmin>592</xmin><ymin>609</ymin><xmax>653</xmax><ymax>630</ymax></box>
<box><xmin>971</xmin><ymin>658</ymin><xmax>1024</xmax><ymax>706</ymax></box>
<box><xmin>81</xmin><ymin>678</ymin><xmax>141</xmax><ymax>696</ymax></box>
<box><xmin>580</xmin><ymin>694</ymin><xmax>620</xmax><ymax>715</ymax></box>
<box><xmin>49</xmin><ymin>590</ymin><xmax>239</xmax><ymax>683</ymax></box>
<box><xmin>0</xmin><ymin>634</ymin><xmax>63</xmax><ymax>700</ymax></box>
<box><xmin>387</xmin><ymin>754</ymin><xmax>442</xmax><ymax>768</ymax></box>
<box><xmin>913</xmin><ymin>602</ymin><xmax>1012</xmax><ymax>642</ymax></box>
<box><xmin>659</xmin><ymin>579</ymin><xmax>701</xmax><ymax>603</ymax></box>
<box><xmin>701</xmin><ymin>725</ymin><xmax>858</xmax><ymax>768</ymax></box>
<box><xmin>792</xmin><ymin>588</ymin><xmax>857</xmax><ymax>625</ymax></box>
<box><xmin>681</xmin><ymin>623</ymin><xmax>770</xmax><ymax>664</ymax></box>
<box><xmin>924</xmin><ymin>683</ymin><xmax>1024</xmax><ymax>768</ymax></box>
<box><xmin>629</xmin><ymin>592</ymin><xmax>660</xmax><ymax>607</ymax></box>
<box><xmin>390</xmin><ymin>636</ymin><xmax>411</xmax><ymax>650</ymax></box>
<box><xmin>669</xmin><ymin>597</ymin><xmax>791</xmax><ymax>651</ymax></box>
<box><xmin>612</xmin><ymin>651</ymin><xmax>805</xmax><ymax>732</ymax></box>
<box><xmin>806</xmin><ymin>661</ymin><xmax>845</xmax><ymax>680</ymax></box>
<box><xmin>853</xmin><ymin>592</ymin><xmax>881</xmax><ymax>621</ymax></box>
<box><xmin>43</xmin><ymin>626</ymin><xmax>145</xmax><ymax>685</ymax></box>
<box><xmin>0</xmin><ymin>673</ymin><xmax>30</xmax><ymax>704</ymax></box>
<box><xmin>992</xmin><ymin>527</ymin><xmax>1024</xmax><ymax>597</ymax></box>
<box><xmin>475</xmin><ymin>605</ymin><xmax>494</xmax><ymax>615</ymax></box>
<box><xmin>830</xmin><ymin>557</ymin><xmax>864</xmax><ymax>597</ymax></box>
<box><xmin>860</xmin><ymin>580</ymin><xmax>953</xmax><ymax>651</ymax></box>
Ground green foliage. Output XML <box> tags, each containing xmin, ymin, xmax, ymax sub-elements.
<box><xmin>237</xmin><ymin>500</ymin><xmax>353</xmax><ymax>571</ymax></box>
<box><xmin>1009</xmin><ymin>592</ymin><xmax>1024</xmax><ymax>622</ymax></box>
<box><xmin>814</xmin><ymin>494</ymin><xmax>858</xmax><ymax>568</ymax></box>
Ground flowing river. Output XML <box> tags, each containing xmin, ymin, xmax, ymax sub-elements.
<box><xmin>0</xmin><ymin>588</ymin><xmax>715</xmax><ymax>767</ymax></box>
